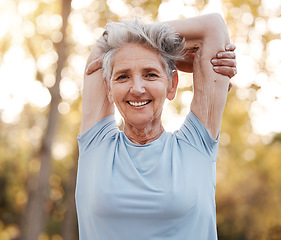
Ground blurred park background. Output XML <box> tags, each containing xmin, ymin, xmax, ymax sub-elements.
<box><xmin>0</xmin><ymin>0</ymin><xmax>281</xmax><ymax>239</ymax></box>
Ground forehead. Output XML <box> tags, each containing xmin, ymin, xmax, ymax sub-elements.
<box><xmin>112</xmin><ymin>43</ymin><xmax>165</xmax><ymax>73</ymax></box>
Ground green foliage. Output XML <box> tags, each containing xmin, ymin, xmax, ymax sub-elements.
<box><xmin>216</xmin><ymin>89</ymin><xmax>281</xmax><ymax>239</ymax></box>
<box><xmin>0</xmin><ymin>0</ymin><xmax>280</xmax><ymax>239</ymax></box>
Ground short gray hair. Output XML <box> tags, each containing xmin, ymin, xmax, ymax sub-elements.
<box><xmin>96</xmin><ymin>19</ymin><xmax>185</xmax><ymax>82</ymax></box>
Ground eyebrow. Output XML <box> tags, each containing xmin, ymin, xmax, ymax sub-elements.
<box><xmin>113</xmin><ymin>69</ymin><xmax>130</xmax><ymax>76</ymax></box>
<box><xmin>142</xmin><ymin>68</ymin><xmax>162</xmax><ymax>74</ymax></box>
<box><xmin>113</xmin><ymin>67</ymin><xmax>162</xmax><ymax>76</ymax></box>
<box><xmin>111</xmin><ymin>69</ymin><xmax>130</xmax><ymax>80</ymax></box>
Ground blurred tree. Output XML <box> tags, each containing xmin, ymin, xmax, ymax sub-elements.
<box><xmin>215</xmin><ymin>0</ymin><xmax>281</xmax><ymax>239</ymax></box>
<box><xmin>0</xmin><ymin>0</ymin><xmax>281</xmax><ymax>240</ymax></box>
<box><xmin>21</xmin><ymin>0</ymin><xmax>72</xmax><ymax>239</ymax></box>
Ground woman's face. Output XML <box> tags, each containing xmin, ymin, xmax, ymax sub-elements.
<box><xmin>106</xmin><ymin>43</ymin><xmax>178</xmax><ymax>129</ymax></box>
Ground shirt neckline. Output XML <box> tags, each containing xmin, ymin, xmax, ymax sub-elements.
<box><xmin>122</xmin><ymin>130</ymin><xmax>167</xmax><ymax>148</ymax></box>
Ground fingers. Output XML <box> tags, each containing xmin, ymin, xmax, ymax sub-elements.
<box><xmin>213</xmin><ymin>66</ymin><xmax>237</xmax><ymax>78</ymax></box>
<box><xmin>225</xmin><ymin>43</ymin><xmax>236</xmax><ymax>51</ymax></box>
<box><xmin>217</xmin><ymin>51</ymin><xmax>236</xmax><ymax>59</ymax></box>
<box><xmin>228</xmin><ymin>82</ymin><xmax>233</xmax><ymax>92</ymax></box>
<box><xmin>86</xmin><ymin>58</ymin><xmax>102</xmax><ymax>75</ymax></box>
<box><xmin>211</xmin><ymin>58</ymin><xmax>237</xmax><ymax>77</ymax></box>
<box><xmin>216</xmin><ymin>43</ymin><xmax>236</xmax><ymax>59</ymax></box>
<box><xmin>211</xmin><ymin>58</ymin><xmax>236</xmax><ymax>67</ymax></box>
<box><xmin>211</xmin><ymin>42</ymin><xmax>237</xmax><ymax>79</ymax></box>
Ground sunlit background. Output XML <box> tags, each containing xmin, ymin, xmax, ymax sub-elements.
<box><xmin>0</xmin><ymin>0</ymin><xmax>281</xmax><ymax>239</ymax></box>
<box><xmin>1</xmin><ymin>0</ymin><xmax>281</xmax><ymax>136</ymax></box>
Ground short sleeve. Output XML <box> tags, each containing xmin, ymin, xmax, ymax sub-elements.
<box><xmin>176</xmin><ymin>111</ymin><xmax>219</xmax><ymax>162</ymax></box>
<box><xmin>77</xmin><ymin>115</ymin><xmax>119</xmax><ymax>156</ymax></box>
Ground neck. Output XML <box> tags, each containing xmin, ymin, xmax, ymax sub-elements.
<box><xmin>124</xmin><ymin>122</ymin><xmax>164</xmax><ymax>145</ymax></box>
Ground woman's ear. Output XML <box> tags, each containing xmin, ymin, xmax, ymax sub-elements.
<box><xmin>167</xmin><ymin>70</ymin><xmax>179</xmax><ymax>100</ymax></box>
<box><xmin>104</xmin><ymin>78</ymin><xmax>114</xmax><ymax>104</ymax></box>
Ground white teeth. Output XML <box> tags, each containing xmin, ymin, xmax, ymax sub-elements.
<box><xmin>128</xmin><ymin>101</ymin><xmax>150</xmax><ymax>107</ymax></box>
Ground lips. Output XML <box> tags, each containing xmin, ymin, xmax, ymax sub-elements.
<box><xmin>127</xmin><ymin>100</ymin><xmax>151</xmax><ymax>107</ymax></box>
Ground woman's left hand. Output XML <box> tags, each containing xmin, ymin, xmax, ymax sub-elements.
<box><xmin>211</xmin><ymin>43</ymin><xmax>237</xmax><ymax>79</ymax></box>
<box><xmin>85</xmin><ymin>44</ymin><xmax>237</xmax><ymax>82</ymax></box>
<box><xmin>86</xmin><ymin>56</ymin><xmax>102</xmax><ymax>75</ymax></box>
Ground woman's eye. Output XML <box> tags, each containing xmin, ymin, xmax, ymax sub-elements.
<box><xmin>146</xmin><ymin>73</ymin><xmax>158</xmax><ymax>78</ymax></box>
<box><xmin>117</xmin><ymin>75</ymin><xmax>129</xmax><ymax>80</ymax></box>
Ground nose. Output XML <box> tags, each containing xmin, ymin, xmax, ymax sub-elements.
<box><xmin>130</xmin><ymin>77</ymin><xmax>145</xmax><ymax>95</ymax></box>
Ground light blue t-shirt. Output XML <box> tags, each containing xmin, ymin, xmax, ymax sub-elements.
<box><xmin>76</xmin><ymin>111</ymin><xmax>219</xmax><ymax>240</ymax></box>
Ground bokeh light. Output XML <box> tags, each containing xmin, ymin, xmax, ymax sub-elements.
<box><xmin>1</xmin><ymin>0</ymin><xmax>281</xmax><ymax>239</ymax></box>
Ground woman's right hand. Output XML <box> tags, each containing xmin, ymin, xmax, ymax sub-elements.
<box><xmin>177</xmin><ymin>43</ymin><xmax>237</xmax><ymax>77</ymax></box>
<box><xmin>211</xmin><ymin>43</ymin><xmax>237</xmax><ymax>79</ymax></box>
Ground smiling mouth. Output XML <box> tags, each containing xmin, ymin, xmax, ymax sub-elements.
<box><xmin>127</xmin><ymin>100</ymin><xmax>151</xmax><ymax>107</ymax></box>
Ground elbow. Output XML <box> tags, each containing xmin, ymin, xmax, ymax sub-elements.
<box><xmin>206</xmin><ymin>13</ymin><xmax>225</xmax><ymax>28</ymax></box>
<box><xmin>205</xmin><ymin>13</ymin><xmax>230</xmax><ymax>47</ymax></box>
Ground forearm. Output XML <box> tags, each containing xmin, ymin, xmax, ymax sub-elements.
<box><xmin>165</xmin><ymin>14</ymin><xmax>229</xmax><ymax>73</ymax></box>
<box><xmin>166</xmin><ymin>14</ymin><xmax>228</xmax><ymax>48</ymax></box>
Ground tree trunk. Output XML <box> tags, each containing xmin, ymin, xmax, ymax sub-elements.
<box><xmin>21</xmin><ymin>0</ymin><xmax>72</xmax><ymax>239</ymax></box>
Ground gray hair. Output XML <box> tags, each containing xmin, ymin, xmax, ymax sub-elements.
<box><xmin>96</xmin><ymin>19</ymin><xmax>185</xmax><ymax>82</ymax></box>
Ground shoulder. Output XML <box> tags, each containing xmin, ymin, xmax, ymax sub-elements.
<box><xmin>77</xmin><ymin>115</ymin><xmax>119</xmax><ymax>155</ymax></box>
<box><xmin>175</xmin><ymin>111</ymin><xmax>219</xmax><ymax>161</ymax></box>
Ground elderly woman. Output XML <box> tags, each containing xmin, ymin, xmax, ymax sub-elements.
<box><xmin>76</xmin><ymin>14</ymin><xmax>236</xmax><ymax>240</ymax></box>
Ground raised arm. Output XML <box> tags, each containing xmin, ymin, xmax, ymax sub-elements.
<box><xmin>83</xmin><ymin>15</ymin><xmax>235</xmax><ymax>137</ymax></box>
<box><xmin>80</xmin><ymin>43</ymin><xmax>114</xmax><ymax>135</ymax></box>
<box><xmin>167</xmin><ymin>13</ymin><xmax>230</xmax><ymax>139</ymax></box>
